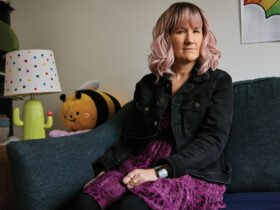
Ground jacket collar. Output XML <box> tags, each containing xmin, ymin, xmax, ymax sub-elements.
<box><xmin>157</xmin><ymin>73</ymin><xmax>171</xmax><ymax>86</ymax></box>
<box><xmin>157</xmin><ymin>66</ymin><xmax>210</xmax><ymax>85</ymax></box>
<box><xmin>190</xmin><ymin>66</ymin><xmax>210</xmax><ymax>82</ymax></box>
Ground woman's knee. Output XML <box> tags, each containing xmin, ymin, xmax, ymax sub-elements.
<box><xmin>72</xmin><ymin>193</ymin><xmax>101</xmax><ymax>210</ymax></box>
<box><xmin>112</xmin><ymin>194</ymin><xmax>150</xmax><ymax>210</ymax></box>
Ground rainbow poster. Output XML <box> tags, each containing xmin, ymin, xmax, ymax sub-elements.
<box><xmin>241</xmin><ymin>0</ymin><xmax>280</xmax><ymax>43</ymax></box>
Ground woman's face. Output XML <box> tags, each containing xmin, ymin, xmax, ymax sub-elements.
<box><xmin>170</xmin><ymin>22</ymin><xmax>203</xmax><ymax>66</ymax></box>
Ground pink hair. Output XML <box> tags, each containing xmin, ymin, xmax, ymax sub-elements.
<box><xmin>148</xmin><ymin>2</ymin><xmax>221</xmax><ymax>79</ymax></box>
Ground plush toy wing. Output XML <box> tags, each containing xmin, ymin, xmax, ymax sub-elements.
<box><xmin>78</xmin><ymin>80</ymin><xmax>100</xmax><ymax>91</ymax></box>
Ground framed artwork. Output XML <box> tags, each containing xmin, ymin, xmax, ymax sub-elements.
<box><xmin>241</xmin><ymin>0</ymin><xmax>280</xmax><ymax>43</ymax></box>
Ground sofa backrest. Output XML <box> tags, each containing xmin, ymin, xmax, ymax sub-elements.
<box><xmin>225</xmin><ymin>77</ymin><xmax>280</xmax><ymax>192</ymax></box>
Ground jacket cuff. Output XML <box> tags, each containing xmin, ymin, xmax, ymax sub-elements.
<box><xmin>92</xmin><ymin>156</ymin><xmax>121</xmax><ymax>173</ymax></box>
<box><xmin>156</xmin><ymin>154</ymin><xmax>186</xmax><ymax>178</ymax></box>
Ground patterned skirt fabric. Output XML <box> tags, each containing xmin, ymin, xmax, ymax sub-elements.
<box><xmin>83</xmin><ymin>139</ymin><xmax>226</xmax><ymax>210</ymax></box>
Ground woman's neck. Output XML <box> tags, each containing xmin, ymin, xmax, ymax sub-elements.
<box><xmin>170</xmin><ymin>64</ymin><xmax>195</xmax><ymax>95</ymax></box>
<box><xmin>171</xmin><ymin>62</ymin><xmax>195</xmax><ymax>81</ymax></box>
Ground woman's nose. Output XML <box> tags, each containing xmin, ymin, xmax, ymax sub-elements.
<box><xmin>186</xmin><ymin>31</ymin><xmax>194</xmax><ymax>42</ymax></box>
<box><xmin>184</xmin><ymin>34</ymin><xmax>193</xmax><ymax>44</ymax></box>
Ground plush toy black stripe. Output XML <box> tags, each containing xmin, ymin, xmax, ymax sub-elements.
<box><xmin>104</xmin><ymin>92</ymin><xmax>121</xmax><ymax>112</ymax></box>
<box><xmin>76</xmin><ymin>90</ymin><xmax>109</xmax><ymax>127</ymax></box>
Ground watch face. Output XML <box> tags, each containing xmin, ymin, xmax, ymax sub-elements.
<box><xmin>158</xmin><ymin>168</ymin><xmax>168</xmax><ymax>178</ymax></box>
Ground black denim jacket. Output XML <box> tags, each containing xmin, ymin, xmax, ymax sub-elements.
<box><xmin>93</xmin><ymin>68</ymin><xmax>233</xmax><ymax>184</ymax></box>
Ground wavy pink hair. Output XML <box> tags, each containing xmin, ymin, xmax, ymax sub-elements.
<box><xmin>148</xmin><ymin>2</ymin><xmax>221</xmax><ymax>79</ymax></box>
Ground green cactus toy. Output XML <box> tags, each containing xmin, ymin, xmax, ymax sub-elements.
<box><xmin>13</xmin><ymin>98</ymin><xmax>53</xmax><ymax>140</ymax></box>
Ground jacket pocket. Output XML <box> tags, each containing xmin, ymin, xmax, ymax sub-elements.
<box><xmin>181</xmin><ymin>98</ymin><xmax>211</xmax><ymax>111</ymax></box>
<box><xmin>180</xmin><ymin>99</ymin><xmax>212</xmax><ymax>135</ymax></box>
<box><xmin>135</xmin><ymin>101</ymin><xmax>152</xmax><ymax>115</ymax></box>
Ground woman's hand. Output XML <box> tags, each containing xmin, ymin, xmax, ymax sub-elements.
<box><xmin>83</xmin><ymin>171</ymin><xmax>105</xmax><ymax>189</ymax></box>
<box><xmin>122</xmin><ymin>168</ymin><xmax>157</xmax><ymax>189</ymax></box>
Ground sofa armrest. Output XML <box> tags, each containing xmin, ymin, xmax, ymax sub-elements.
<box><xmin>7</xmin><ymin>102</ymin><xmax>132</xmax><ymax>210</ymax></box>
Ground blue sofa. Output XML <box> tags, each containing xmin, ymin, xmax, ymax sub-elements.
<box><xmin>7</xmin><ymin>77</ymin><xmax>280</xmax><ymax>210</ymax></box>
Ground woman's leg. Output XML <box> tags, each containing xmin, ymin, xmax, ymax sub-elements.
<box><xmin>72</xmin><ymin>192</ymin><xmax>101</xmax><ymax>210</ymax></box>
<box><xmin>109</xmin><ymin>193</ymin><xmax>150</xmax><ymax>210</ymax></box>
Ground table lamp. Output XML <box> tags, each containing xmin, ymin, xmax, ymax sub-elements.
<box><xmin>4</xmin><ymin>49</ymin><xmax>61</xmax><ymax>140</ymax></box>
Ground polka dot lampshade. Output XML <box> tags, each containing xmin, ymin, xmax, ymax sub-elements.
<box><xmin>4</xmin><ymin>49</ymin><xmax>61</xmax><ymax>96</ymax></box>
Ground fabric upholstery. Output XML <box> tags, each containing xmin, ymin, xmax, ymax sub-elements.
<box><xmin>7</xmin><ymin>77</ymin><xmax>280</xmax><ymax>210</ymax></box>
<box><xmin>225</xmin><ymin>77</ymin><xmax>280</xmax><ymax>192</ymax></box>
<box><xmin>224</xmin><ymin>192</ymin><xmax>280</xmax><ymax>210</ymax></box>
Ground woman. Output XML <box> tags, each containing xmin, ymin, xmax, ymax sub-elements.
<box><xmin>74</xmin><ymin>2</ymin><xmax>233</xmax><ymax>210</ymax></box>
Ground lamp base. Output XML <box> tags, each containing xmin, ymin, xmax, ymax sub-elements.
<box><xmin>13</xmin><ymin>99</ymin><xmax>53</xmax><ymax>140</ymax></box>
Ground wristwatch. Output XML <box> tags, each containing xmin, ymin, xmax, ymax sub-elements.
<box><xmin>154</xmin><ymin>166</ymin><xmax>168</xmax><ymax>178</ymax></box>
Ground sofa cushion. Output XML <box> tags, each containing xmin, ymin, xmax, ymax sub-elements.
<box><xmin>224</xmin><ymin>192</ymin><xmax>280</xmax><ymax>210</ymax></box>
<box><xmin>225</xmin><ymin>77</ymin><xmax>280</xmax><ymax>192</ymax></box>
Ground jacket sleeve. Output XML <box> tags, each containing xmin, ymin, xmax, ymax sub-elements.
<box><xmin>92</xmin><ymin>142</ymin><xmax>133</xmax><ymax>174</ymax></box>
<box><xmin>92</xmin><ymin>101</ymin><xmax>142</xmax><ymax>173</ymax></box>
<box><xmin>92</xmin><ymin>77</ymin><xmax>149</xmax><ymax>174</ymax></box>
<box><xmin>157</xmin><ymin>73</ymin><xmax>234</xmax><ymax>178</ymax></box>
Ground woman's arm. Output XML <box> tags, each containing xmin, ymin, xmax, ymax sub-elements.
<box><xmin>91</xmin><ymin>77</ymin><xmax>149</xmax><ymax>174</ymax></box>
<box><xmin>92</xmin><ymin>142</ymin><xmax>133</xmax><ymax>174</ymax></box>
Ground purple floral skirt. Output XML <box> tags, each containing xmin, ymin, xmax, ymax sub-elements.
<box><xmin>83</xmin><ymin>140</ymin><xmax>226</xmax><ymax>210</ymax></box>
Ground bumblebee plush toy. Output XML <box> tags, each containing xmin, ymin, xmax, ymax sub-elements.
<box><xmin>49</xmin><ymin>81</ymin><xmax>121</xmax><ymax>137</ymax></box>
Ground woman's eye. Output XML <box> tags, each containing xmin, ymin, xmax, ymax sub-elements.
<box><xmin>193</xmin><ymin>28</ymin><xmax>202</xmax><ymax>33</ymax></box>
<box><xmin>176</xmin><ymin>30</ymin><xmax>185</xmax><ymax>34</ymax></box>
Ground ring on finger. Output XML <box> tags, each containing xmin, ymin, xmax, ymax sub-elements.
<box><xmin>130</xmin><ymin>178</ymin><xmax>137</xmax><ymax>185</ymax></box>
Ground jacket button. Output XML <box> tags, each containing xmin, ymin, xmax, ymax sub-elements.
<box><xmin>144</xmin><ymin>106</ymin><xmax>150</xmax><ymax>111</ymax></box>
<box><xmin>166</xmin><ymin>83</ymin><xmax>170</xmax><ymax>88</ymax></box>
<box><xmin>153</xmin><ymin>121</ymin><xmax>158</xmax><ymax>127</ymax></box>
<box><xmin>194</xmin><ymin>102</ymin><xmax>200</xmax><ymax>108</ymax></box>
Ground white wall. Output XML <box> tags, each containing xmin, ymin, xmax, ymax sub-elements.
<box><xmin>10</xmin><ymin>0</ymin><xmax>280</xmax><ymax>138</ymax></box>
